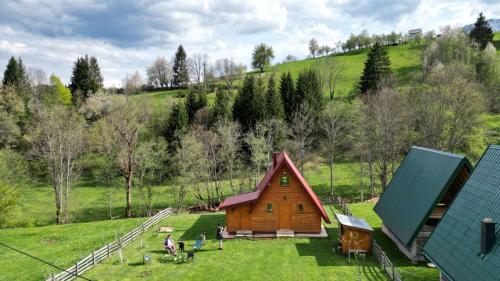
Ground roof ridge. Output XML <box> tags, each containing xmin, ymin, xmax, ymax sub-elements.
<box><xmin>411</xmin><ymin>146</ymin><xmax>467</xmax><ymax>159</ymax></box>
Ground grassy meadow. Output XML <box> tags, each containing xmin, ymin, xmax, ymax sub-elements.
<box><xmin>7</xmin><ymin>161</ymin><xmax>368</xmax><ymax>227</ymax></box>
<box><xmin>74</xmin><ymin>203</ymin><xmax>436</xmax><ymax>281</ymax></box>
<box><xmin>0</xmin><ymin>218</ymin><xmax>145</xmax><ymax>280</ymax></box>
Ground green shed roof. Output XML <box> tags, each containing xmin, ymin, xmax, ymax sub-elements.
<box><xmin>374</xmin><ymin>146</ymin><xmax>471</xmax><ymax>246</ymax></box>
<box><xmin>423</xmin><ymin>145</ymin><xmax>500</xmax><ymax>281</ymax></box>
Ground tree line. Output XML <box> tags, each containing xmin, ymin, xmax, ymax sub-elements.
<box><xmin>0</xmin><ymin>13</ymin><xmax>497</xmax><ymax>227</ymax></box>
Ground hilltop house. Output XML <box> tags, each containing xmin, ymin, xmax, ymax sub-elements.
<box><xmin>219</xmin><ymin>151</ymin><xmax>330</xmax><ymax>235</ymax></box>
<box><xmin>408</xmin><ymin>28</ymin><xmax>422</xmax><ymax>39</ymax></box>
<box><xmin>374</xmin><ymin>146</ymin><xmax>472</xmax><ymax>261</ymax></box>
<box><xmin>423</xmin><ymin>145</ymin><xmax>500</xmax><ymax>281</ymax></box>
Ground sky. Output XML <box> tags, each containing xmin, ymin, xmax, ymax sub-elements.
<box><xmin>0</xmin><ymin>0</ymin><xmax>498</xmax><ymax>87</ymax></box>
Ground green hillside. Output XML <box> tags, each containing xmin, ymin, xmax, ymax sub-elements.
<box><xmin>272</xmin><ymin>43</ymin><xmax>422</xmax><ymax>95</ymax></box>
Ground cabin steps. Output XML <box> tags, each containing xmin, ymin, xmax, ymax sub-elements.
<box><xmin>235</xmin><ymin>230</ymin><xmax>253</xmax><ymax>237</ymax></box>
<box><xmin>276</xmin><ymin>229</ymin><xmax>295</xmax><ymax>237</ymax></box>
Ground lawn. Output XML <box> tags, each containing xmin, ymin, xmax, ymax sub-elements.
<box><xmin>8</xmin><ymin>161</ymin><xmax>369</xmax><ymax>228</ymax></box>
<box><xmin>78</xmin><ymin>203</ymin><xmax>437</xmax><ymax>281</ymax></box>
<box><xmin>0</xmin><ymin>218</ymin><xmax>145</xmax><ymax>281</ymax></box>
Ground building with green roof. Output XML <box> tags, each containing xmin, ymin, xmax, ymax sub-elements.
<box><xmin>423</xmin><ymin>145</ymin><xmax>500</xmax><ymax>281</ymax></box>
<box><xmin>374</xmin><ymin>146</ymin><xmax>472</xmax><ymax>261</ymax></box>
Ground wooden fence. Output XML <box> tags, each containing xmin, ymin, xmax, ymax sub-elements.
<box><xmin>373</xmin><ymin>239</ymin><xmax>402</xmax><ymax>281</ymax></box>
<box><xmin>46</xmin><ymin>208</ymin><xmax>173</xmax><ymax>281</ymax></box>
<box><xmin>332</xmin><ymin>196</ymin><xmax>352</xmax><ymax>216</ymax></box>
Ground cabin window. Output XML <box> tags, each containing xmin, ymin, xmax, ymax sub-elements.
<box><xmin>297</xmin><ymin>204</ymin><xmax>304</xmax><ymax>213</ymax></box>
<box><xmin>280</xmin><ymin>176</ymin><xmax>289</xmax><ymax>186</ymax></box>
<box><xmin>266</xmin><ymin>203</ymin><xmax>273</xmax><ymax>212</ymax></box>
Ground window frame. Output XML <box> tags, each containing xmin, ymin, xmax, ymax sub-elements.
<box><xmin>266</xmin><ymin>203</ymin><xmax>273</xmax><ymax>212</ymax></box>
<box><xmin>280</xmin><ymin>175</ymin><xmax>289</xmax><ymax>187</ymax></box>
<box><xmin>297</xmin><ymin>203</ymin><xmax>304</xmax><ymax>213</ymax></box>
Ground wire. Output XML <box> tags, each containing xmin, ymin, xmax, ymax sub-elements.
<box><xmin>0</xmin><ymin>242</ymin><xmax>93</xmax><ymax>281</ymax></box>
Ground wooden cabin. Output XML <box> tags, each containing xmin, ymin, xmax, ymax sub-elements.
<box><xmin>335</xmin><ymin>213</ymin><xmax>373</xmax><ymax>254</ymax></box>
<box><xmin>374</xmin><ymin>146</ymin><xmax>472</xmax><ymax>261</ymax></box>
<box><xmin>219</xmin><ymin>152</ymin><xmax>330</xmax><ymax>234</ymax></box>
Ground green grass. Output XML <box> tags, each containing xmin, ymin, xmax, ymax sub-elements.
<box><xmin>0</xmin><ymin>218</ymin><xmax>145</xmax><ymax>281</ymax></box>
<box><xmin>77</xmin><ymin>203</ymin><xmax>437</xmax><ymax>281</ymax></box>
<box><xmin>271</xmin><ymin>43</ymin><xmax>422</xmax><ymax>96</ymax></box>
<box><xmin>8</xmin><ymin>161</ymin><xmax>367</xmax><ymax>228</ymax></box>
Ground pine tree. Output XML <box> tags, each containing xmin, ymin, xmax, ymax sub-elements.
<box><xmin>265</xmin><ymin>74</ymin><xmax>284</xmax><ymax>120</ymax></box>
<box><xmin>172</xmin><ymin>45</ymin><xmax>189</xmax><ymax>87</ymax></box>
<box><xmin>70</xmin><ymin>55</ymin><xmax>103</xmax><ymax>105</ymax></box>
<box><xmin>2</xmin><ymin>57</ymin><xmax>28</xmax><ymax>89</ymax></box>
<box><xmin>89</xmin><ymin>56</ymin><xmax>104</xmax><ymax>93</ymax></box>
<box><xmin>211</xmin><ymin>90</ymin><xmax>232</xmax><ymax>123</ymax></box>
<box><xmin>295</xmin><ymin>68</ymin><xmax>324</xmax><ymax>113</ymax></box>
<box><xmin>232</xmin><ymin>76</ymin><xmax>265</xmax><ymax>132</ymax></box>
<box><xmin>185</xmin><ymin>90</ymin><xmax>207</xmax><ymax>123</ymax></box>
<box><xmin>358</xmin><ymin>43</ymin><xmax>392</xmax><ymax>94</ymax></box>
<box><xmin>470</xmin><ymin>12</ymin><xmax>494</xmax><ymax>50</ymax></box>
<box><xmin>164</xmin><ymin>102</ymin><xmax>188</xmax><ymax>153</ymax></box>
<box><xmin>280</xmin><ymin>72</ymin><xmax>295</xmax><ymax>123</ymax></box>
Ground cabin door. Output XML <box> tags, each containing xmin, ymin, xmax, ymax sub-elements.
<box><xmin>240</xmin><ymin>205</ymin><xmax>251</xmax><ymax>230</ymax></box>
<box><xmin>279</xmin><ymin>205</ymin><xmax>290</xmax><ymax>229</ymax></box>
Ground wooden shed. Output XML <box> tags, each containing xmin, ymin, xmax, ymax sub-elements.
<box><xmin>335</xmin><ymin>213</ymin><xmax>373</xmax><ymax>254</ymax></box>
<box><xmin>219</xmin><ymin>151</ymin><xmax>330</xmax><ymax>234</ymax></box>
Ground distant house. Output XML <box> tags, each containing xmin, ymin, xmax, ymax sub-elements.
<box><xmin>408</xmin><ymin>28</ymin><xmax>423</xmax><ymax>39</ymax></box>
<box><xmin>335</xmin><ymin>213</ymin><xmax>373</xmax><ymax>254</ymax></box>
<box><xmin>374</xmin><ymin>146</ymin><xmax>472</xmax><ymax>261</ymax></box>
<box><xmin>219</xmin><ymin>151</ymin><xmax>330</xmax><ymax>234</ymax></box>
<box><xmin>423</xmin><ymin>145</ymin><xmax>500</xmax><ymax>281</ymax></box>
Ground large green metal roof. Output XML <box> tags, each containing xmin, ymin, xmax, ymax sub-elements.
<box><xmin>423</xmin><ymin>145</ymin><xmax>500</xmax><ymax>281</ymax></box>
<box><xmin>374</xmin><ymin>146</ymin><xmax>471</xmax><ymax>246</ymax></box>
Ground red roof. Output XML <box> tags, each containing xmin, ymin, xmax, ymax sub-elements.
<box><xmin>219</xmin><ymin>151</ymin><xmax>330</xmax><ymax>223</ymax></box>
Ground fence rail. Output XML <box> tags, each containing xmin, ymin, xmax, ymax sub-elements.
<box><xmin>373</xmin><ymin>239</ymin><xmax>402</xmax><ymax>281</ymax></box>
<box><xmin>331</xmin><ymin>196</ymin><xmax>352</xmax><ymax>216</ymax></box>
<box><xmin>46</xmin><ymin>208</ymin><xmax>173</xmax><ymax>281</ymax></box>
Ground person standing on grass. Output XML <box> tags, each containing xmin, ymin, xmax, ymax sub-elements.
<box><xmin>216</xmin><ymin>224</ymin><xmax>224</xmax><ymax>250</ymax></box>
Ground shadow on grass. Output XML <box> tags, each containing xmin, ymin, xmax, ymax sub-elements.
<box><xmin>179</xmin><ymin>214</ymin><xmax>225</xmax><ymax>241</ymax></box>
<box><xmin>362</xmin><ymin>263</ymin><xmax>387</xmax><ymax>281</ymax></box>
<box><xmin>295</xmin><ymin>238</ymin><xmax>337</xmax><ymax>266</ymax></box>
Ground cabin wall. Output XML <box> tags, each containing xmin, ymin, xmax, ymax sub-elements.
<box><xmin>340</xmin><ymin>226</ymin><xmax>372</xmax><ymax>254</ymax></box>
<box><xmin>251</xmin><ymin>166</ymin><xmax>322</xmax><ymax>233</ymax></box>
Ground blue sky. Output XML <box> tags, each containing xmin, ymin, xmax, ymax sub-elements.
<box><xmin>0</xmin><ymin>0</ymin><xmax>498</xmax><ymax>86</ymax></box>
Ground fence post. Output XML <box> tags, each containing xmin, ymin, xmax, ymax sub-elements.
<box><xmin>92</xmin><ymin>250</ymin><xmax>96</xmax><ymax>265</ymax></box>
<box><xmin>75</xmin><ymin>262</ymin><xmax>79</xmax><ymax>277</ymax></box>
<box><xmin>107</xmin><ymin>243</ymin><xmax>110</xmax><ymax>257</ymax></box>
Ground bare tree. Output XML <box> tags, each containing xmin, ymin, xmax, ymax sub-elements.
<box><xmin>146</xmin><ymin>56</ymin><xmax>172</xmax><ymax>88</ymax></box>
<box><xmin>289</xmin><ymin>103</ymin><xmax>315</xmax><ymax>173</ymax></box>
<box><xmin>362</xmin><ymin>87</ymin><xmax>410</xmax><ymax>191</ymax></box>
<box><xmin>176</xmin><ymin>131</ymin><xmax>206</xmax><ymax>209</ymax></box>
<box><xmin>215</xmin><ymin>119</ymin><xmax>241</xmax><ymax>193</ymax></box>
<box><xmin>188</xmin><ymin>53</ymin><xmax>205</xmax><ymax>88</ymax></box>
<box><xmin>245</xmin><ymin>124</ymin><xmax>271</xmax><ymax>186</ymax></box>
<box><xmin>314</xmin><ymin>56</ymin><xmax>344</xmax><ymax>99</ymax></box>
<box><xmin>321</xmin><ymin>100</ymin><xmax>358</xmax><ymax>197</ymax></box>
<box><xmin>103</xmin><ymin>96</ymin><xmax>149</xmax><ymax>217</ymax></box>
<box><xmin>309</xmin><ymin>38</ymin><xmax>320</xmax><ymax>58</ymax></box>
<box><xmin>35</xmin><ymin>105</ymin><xmax>85</xmax><ymax>224</ymax></box>
<box><xmin>122</xmin><ymin>71</ymin><xmax>144</xmax><ymax>95</ymax></box>
<box><xmin>93</xmin><ymin>118</ymin><xmax>119</xmax><ymax>220</ymax></box>
<box><xmin>27</xmin><ymin>67</ymin><xmax>47</xmax><ymax>112</ymax></box>
<box><xmin>215</xmin><ymin>58</ymin><xmax>237</xmax><ymax>91</ymax></box>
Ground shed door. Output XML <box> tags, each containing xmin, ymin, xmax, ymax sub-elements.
<box><xmin>279</xmin><ymin>205</ymin><xmax>290</xmax><ymax>229</ymax></box>
<box><xmin>241</xmin><ymin>205</ymin><xmax>251</xmax><ymax>229</ymax></box>
<box><xmin>228</xmin><ymin>208</ymin><xmax>240</xmax><ymax>230</ymax></box>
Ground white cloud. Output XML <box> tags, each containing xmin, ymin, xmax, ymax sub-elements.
<box><xmin>0</xmin><ymin>0</ymin><xmax>498</xmax><ymax>86</ymax></box>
